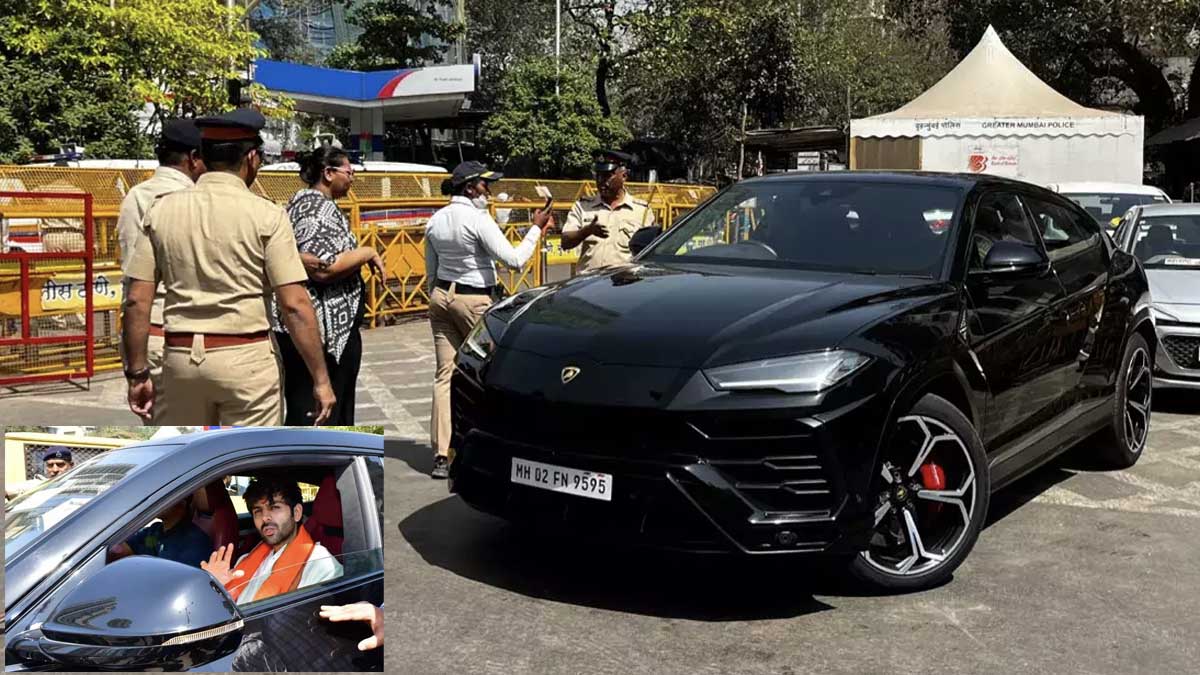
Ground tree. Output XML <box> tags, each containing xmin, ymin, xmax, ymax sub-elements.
<box><xmin>620</xmin><ymin>0</ymin><xmax>949</xmax><ymax>180</ymax></box>
<box><xmin>892</xmin><ymin>0</ymin><xmax>1200</xmax><ymax>133</ymax></box>
<box><xmin>464</xmin><ymin>0</ymin><xmax>556</xmax><ymax>110</ymax></box>
<box><xmin>481</xmin><ymin>57</ymin><xmax>631</xmax><ymax>177</ymax></box>
<box><xmin>325</xmin><ymin>0</ymin><xmax>464</xmax><ymax>71</ymax></box>
<box><xmin>110</xmin><ymin>0</ymin><xmax>281</xmax><ymax>132</ymax></box>
<box><xmin>564</xmin><ymin>0</ymin><xmax>666</xmax><ymax>118</ymax></box>
<box><xmin>0</xmin><ymin>1</ymin><xmax>278</xmax><ymax>162</ymax></box>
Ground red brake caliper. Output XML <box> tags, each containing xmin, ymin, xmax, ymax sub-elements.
<box><xmin>919</xmin><ymin>462</ymin><xmax>946</xmax><ymax>514</ymax></box>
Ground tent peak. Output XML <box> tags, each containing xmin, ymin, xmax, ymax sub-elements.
<box><xmin>862</xmin><ymin>25</ymin><xmax>1119</xmax><ymax>120</ymax></box>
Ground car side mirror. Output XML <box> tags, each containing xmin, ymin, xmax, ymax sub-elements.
<box><xmin>629</xmin><ymin>226</ymin><xmax>663</xmax><ymax>255</ymax></box>
<box><xmin>31</xmin><ymin>556</ymin><xmax>244</xmax><ymax>670</ymax></box>
<box><xmin>980</xmin><ymin>240</ymin><xmax>1049</xmax><ymax>275</ymax></box>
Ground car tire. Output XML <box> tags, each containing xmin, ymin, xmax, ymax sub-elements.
<box><xmin>1093</xmin><ymin>332</ymin><xmax>1152</xmax><ymax>469</ymax></box>
<box><xmin>847</xmin><ymin>393</ymin><xmax>991</xmax><ymax>593</ymax></box>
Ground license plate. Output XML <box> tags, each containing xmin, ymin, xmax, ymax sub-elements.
<box><xmin>510</xmin><ymin>457</ymin><xmax>612</xmax><ymax>502</ymax></box>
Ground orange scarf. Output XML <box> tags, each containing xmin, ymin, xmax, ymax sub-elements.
<box><xmin>226</xmin><ymin>524</ymin><xmax>316</xmax><ymax>602</ymax></box>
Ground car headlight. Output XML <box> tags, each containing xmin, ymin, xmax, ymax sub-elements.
<box><xmin>462</xmin><ymin>319</ymin><xmax>497</xmax><ymax>360</ymax></box>
<box><xmin>1151</xmin><ymin>305</ymin><xmax>1178</xmax><ymax>323</ymax></box>
<box><xmin>704</xmin><ymin>350</ymin><xmax>872</xmax><ymax>394</ymax></box>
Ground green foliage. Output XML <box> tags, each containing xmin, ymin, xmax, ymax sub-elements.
<box><xmin>480</xmin><ymin>57</ymin><xmax>630</xmax><ymax>178</ymax></box>
<box><xmin>464</xmin><ymin>0</ymin><xmax>555</xmax><ymax>111</ymax></box>
<box><xmin>325</xmin><ymin>0</ymin><xmax>464</xmax><ymax>71</ymax></box>
<box><xmin>892</xmin><ymin>0</ymin><xmax>1200</xmax><ymax>130</ymax></box>
<box><xmin>620</xmin><ymin>0</ymin><xmax>950</xmax><ymax>179</ymax></box>
<box><xmin>0</xmin><ymin>1</ymin><xmax>274</xmax><ymax>162</ymax></box>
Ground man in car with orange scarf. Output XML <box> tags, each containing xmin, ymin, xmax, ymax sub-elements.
<box><xmin>201</xmin><ymin>476</ymin><xmax>342</xmax><ymax>604</ymax></box>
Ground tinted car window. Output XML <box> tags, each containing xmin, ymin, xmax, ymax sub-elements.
<box><xmin>644</xmin><ymin>181</ymin><xmax>962</xmax><ymax>277</ymax></box>
<box><xmin>1025</xmin><ymin>197</ymin><xmax>1099</xmax><ymax>260</ymax></box>
<box><xmin>969</xmin><ymin>192</ymin><xmax>1038</xmax><ymax>269</ymax></box>
<box><xmin>1131</xmin><ymin>214</ymin><xmax>1200</xmax><ymax>268</ymax></box>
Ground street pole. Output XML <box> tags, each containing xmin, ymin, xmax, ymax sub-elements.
<box><xmin>737</xmin><ymin>102</ymin><xmax>747</xmax><ymax>180</ymax></box>
<box><xmin>555</xmin><ymin>0</ymin><xmax>562</xmax><ymax>96</ymax></box>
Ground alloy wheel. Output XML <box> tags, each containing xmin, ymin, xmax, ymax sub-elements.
<box><xmin>1124</xmin><ymin>347</ymin><xmax>1152</xmax><ymax>454</ymax></box>
<box><xmin>862</xmin><ymin>415</ymin><xmax>979</xmax><ymax>577</ymax></box>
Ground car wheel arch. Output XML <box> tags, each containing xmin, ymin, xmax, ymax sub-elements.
<box><xmin>865</xmin><ymin>359</ymin><xmax>982</xmax><ymax>486</ymax></box>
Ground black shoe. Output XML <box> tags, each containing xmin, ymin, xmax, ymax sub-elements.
<box><xmin>431</xmin><ymin>456</ymin><xmax>450</xmax><ymax>479</ymax></box>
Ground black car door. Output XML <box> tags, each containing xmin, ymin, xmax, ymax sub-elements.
<box><xmin>1023</xmin><ymin>193</ymin><xmax>1110</xmax><ymax>408</ymax></box>
<box><xmin>962</xmin><ymin>190</ymin><xmax>1067</xmax><ymax>455</ymax></box>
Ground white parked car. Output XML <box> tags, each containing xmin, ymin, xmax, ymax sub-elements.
<box><xmin>1112</xmin><ymin>203</ymin><xmax>1200</xmax><ymax>390</ymax></box>
<box><xmin>1046</xmin><ymin>182</ymin><xmax>1171</xmax><ymax>231</ymax></box>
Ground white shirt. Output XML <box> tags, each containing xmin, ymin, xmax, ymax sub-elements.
<box><xmin>424</xmin><ymin>196</ymin><xmax>541</xmax><ymax>290</ymax></box>
<box><xmin>233</xmin><ymin>540</ymin><xmax>343</xmax><ymax>605</ymax></box>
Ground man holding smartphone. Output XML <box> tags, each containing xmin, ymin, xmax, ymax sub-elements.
<box><xmin>560</xmin><ymin>149</ymin><xmax>656</xmax><ymax>271</ymax></box>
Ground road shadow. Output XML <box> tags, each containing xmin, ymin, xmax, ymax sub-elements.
<box><xmin>398</xmin><ymin>495</ymin><xmax>844</xmax><ymax>621</ymax></box>
<box><xmin>0</xmin><ymin>377</ymin><xmax>94</xmax><ymax>398</ymax></box>
<box><xmin>385</xmin><ymin>436</ymin><xmax>433</xmax><ymax>475</ymax></box>
<box><xmin>1153</xmin><ymin>388</ymin><xmax>1200</xmax><ymax>416</ymax></box>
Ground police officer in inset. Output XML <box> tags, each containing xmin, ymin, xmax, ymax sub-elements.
<box><xmin>117</xmin><ymin>119</ymin><xmax>207</xmax><ymax>422</ymax></box>
<box><xmin>122</xmin><ymin>109</ymin><xmax>335</xmax><ymax>425</ymax></box>
<box><xmin>560</xmin><ymin>150</ymin><xmax>656</xmax><ymax>271</ymax></box>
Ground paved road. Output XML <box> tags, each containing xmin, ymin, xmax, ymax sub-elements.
<box><xmin>387</xmin><ymin>390</ymin><xmax>1200</xmax><ymax>674</ymax></box>
<box><xmin>0</xmin><ymin>320</ymin><xmax>435</xmax><ymax>432</ymax></box>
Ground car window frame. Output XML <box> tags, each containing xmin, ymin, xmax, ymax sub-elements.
<box><xmin>963</xmin><ymin>188</ymin><xmax>1049</xmax><ymax>274</ymax></box>
<box><xmin>1021</xmin><ymin>191</ymin><xmax>1103</xmax><ymax>264</ymax></box>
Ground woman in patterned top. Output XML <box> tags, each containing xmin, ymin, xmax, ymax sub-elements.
<box><xmin>272</xmin><ymin>147</ymin><xmax>385</xmax><ymax>424</ymax></box>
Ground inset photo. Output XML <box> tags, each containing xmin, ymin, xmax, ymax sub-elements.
<box><xmin>4</xmin><ymin>425</ymin><xmax>384</xmax><ymax>672</ymax></box>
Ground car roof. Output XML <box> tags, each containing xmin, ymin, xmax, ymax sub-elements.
<box><xmin>1137</xmin><ymin>203</ymin><xmax>1200</xmax><ymax>217</ymax></box>
<box><xmin>1048</xmin><ymin>182</ymin><xmax>1168</xmax><ymax>196</ymax></box>
<box><xmin>125</xmin><ymin>426</ymin><xmax>382</xmax><ymax>459</ymax></box>
<box><xmin>742</xmin><ymin>170</ymin><xmax>1042</xmax><ymax>191</ymax></box>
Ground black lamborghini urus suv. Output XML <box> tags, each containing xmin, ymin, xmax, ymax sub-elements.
<box><xmin>450</xmin><ymin>172</ymin><xmax>1154</xmax><ymax>592</ymax></box>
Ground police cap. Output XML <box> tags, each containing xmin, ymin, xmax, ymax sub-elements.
<box><xmin>43</xmin><ymin>446</ymin><xmax>73</xmax><ymax>463</ymax></box>
<box><xmin>159</xmin><ymin>119</ymin><xmax>202</xmax><ymax>150</ymax></box>
<box><xmin>593</xmin><ymin>149</ymin><xmax>635</xmax><ymax>173</ymax></box>
<box><xmin>195</xmin><ymin>108</ymin><xmax>267</xmax><ymax>142</ymax></box>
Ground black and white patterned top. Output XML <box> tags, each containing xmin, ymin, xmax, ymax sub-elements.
<box><xmin>271</xmin><ymin>189</ymin><xmax>364</xmax><ymax>363</ymax></box>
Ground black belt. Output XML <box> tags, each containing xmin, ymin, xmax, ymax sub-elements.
<box><xmin>435</xmin><ymin>279</ymin><xmax>494</xmax><ymax>296</ymax></box>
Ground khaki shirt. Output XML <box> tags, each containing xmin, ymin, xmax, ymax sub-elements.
<box><xmin>562</xmin><ymin>192</ymin><xmax>656</xmax><ymax>271</ymax></box>
<box><xmin>117</xmin><ymin>166</ymin><xmax>195</xmax><ymax>325</ymax></box>
<box><xmin>126</xmin><ymin>172</ymin><xmax>308</xmax><ymax>334</ymax></box>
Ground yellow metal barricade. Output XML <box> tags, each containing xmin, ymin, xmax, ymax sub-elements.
<box><xmin>0</xmin><ymin>166</ymin><xmax>716</xmax><ymax>373</ymax></box>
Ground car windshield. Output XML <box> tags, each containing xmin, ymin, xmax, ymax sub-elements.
<box><xmin>642</xmin><ymin>180</ymin><xmax>963</xmax><ymax>277</ymax></box>
<box><xmin>5</xmin><ymin>460</ymin><xmax>137</xmax><ymax>559</ymax></box>
<box><xmin>1131</xmin><ymin>215</ymin><xmax>1200</xmax><ymax>269</ymax></box>
<box><xmin>1064</xmin><ymin>193</ymin><xmax>1167</xmax><ymax>225</ymax></box>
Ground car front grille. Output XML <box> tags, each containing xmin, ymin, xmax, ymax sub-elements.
<box><xmin>1162</xmin><ymin>335</ymin><xmax>1200</xmax><ymax>370</ymax></box>
<box><xmin>453</xmin><ymin>378</ymin><xmax>841</xmax><ymax>517</ymax></box>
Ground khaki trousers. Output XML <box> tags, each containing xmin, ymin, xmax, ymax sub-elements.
<box><xmin>429</xmin><ymin>285</ymin><xmax>492</xmax><ymax>458</ymax></box>
<box><xmin>156</xmin><ymin>337</ymin><xmax>284</xmax><ymax>425</ymax></box>
<box><xmin>146</xmin><ymin>334</ymin><xmax>166</xmax><ymax>424</ymax></box>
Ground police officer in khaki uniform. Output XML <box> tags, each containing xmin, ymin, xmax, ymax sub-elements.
<box><xmin>560</xmin><ymin>149</ymin><xmax>656</xmax><ymax>271</ymax></box>
<box><xmin>116</xmin><ymin>119</ymin><xmax>206</xmax><ymax>422</ymax></box>
<box><xmin>122</xmin><ymin>109</ymin><xmax>335</xmax><ymax>425</ymax></box>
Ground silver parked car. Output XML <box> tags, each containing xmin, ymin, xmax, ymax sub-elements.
<box><xmin>1113</xmin><ymin>203</ymin><xmax>1200</xmax><ymax>389</ymax></box>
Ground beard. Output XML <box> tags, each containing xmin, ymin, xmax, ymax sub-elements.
<box><xmin>259</xmin><ymin>516</ymin><xmax>295</xmax><ymax>547</ymax></box>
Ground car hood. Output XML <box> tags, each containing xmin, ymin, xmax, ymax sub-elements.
<box><xmin>495</xmin><ymin>262</ymin><xmax>952</xmax><ymax>369</ymax></box>
<box><xmin>1146</xmin><ymin>268</ymin><xmax>1200</xmax><ymax>306</ymax></box>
